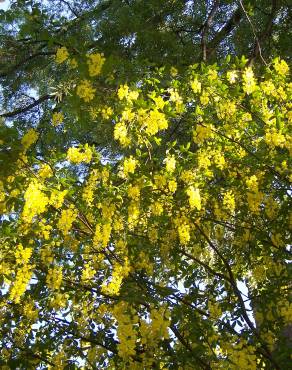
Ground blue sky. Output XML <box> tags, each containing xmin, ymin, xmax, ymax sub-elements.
<box><xmin>0</xmin><ymin>0</ymin><xmax>9</xmax><ymax>11</ymax></box>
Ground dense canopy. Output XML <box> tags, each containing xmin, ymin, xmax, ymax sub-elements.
<box><xmin>0</xmin><ymin>1</ymin><xmax>291</xmax><ymax>369</ymax></box>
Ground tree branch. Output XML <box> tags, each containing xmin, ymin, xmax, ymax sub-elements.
<box><xmin>0</xmin><ymin>94</ymin><xmax>53</xmax><ymax>118</ymax></box>
<box><xmin>201</xmin><ymin>0</ymin><xmax>220</xmax><ymax>61</ymax></box>
<box><xmin>207</xmin><ymin>6</ymin><xmax>243</xmax><ymax>57</ymax></box>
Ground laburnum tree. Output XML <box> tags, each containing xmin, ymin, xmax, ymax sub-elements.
<box><xmin>0</xmin><ymin>1</ymin><xmax>291</xmax><ymax>369</ymax></box>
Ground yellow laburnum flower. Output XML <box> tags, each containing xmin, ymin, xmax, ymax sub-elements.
<box><xmin>21</xmin><ymin>128</ymin><xmax>39</xmax><ymax>151</ymax></box>
<box><xmin>226</xmin><ymin>70</ymin><xmax>238</xmax><ymax>84</ymax></box>
<box><xmin>223</xmin><ymin>190</ymin><xmax>235</xmax><ymax>213</ymax></box>
<box><xmin>87</xmin><ymin>52</ymin><xmax>105</xmax><ymax>77</ymax></box>
<box><xmin>168</xmin><ymin>179</ymin><xmax>177</xmax><ymax>193</ymax></box>
<box><xmin>186</xmin><ymin>186</ymin><xmax>201</xmax><ymax>210</ymax></box>
<box><xmin>177</xmin><ymin>222</ymin><xmax>190</xmax><ymax>245</ymax></box>
<box><xmin>123</xmin><ymin>156</ymin><xmax>138</xmax><ymax>176</ymax></box>
<box><xmin>117</xmin><ymin>84</ymin><xmax>129</xmax><ymax>100</ymax></box>
<box><xmin>50</xmin><ymin>189</ymin><xmax>67</xmax><ymax>208</ymax></box>
<box><xmin>57</xmin><ymin>206</ymin><xmax>78</xmax><ymax>235</ymax></box>
<box><xmin>246</xmin><ymin>175</ymin><xmax>258</xmax><ymax>191</ymax></box>
<box><xmin>274</xmin><ymin>58</ymin><xmax>289</xmax><ymax>76</ymax></box>
<box><xmin>38</xmin><ymin>164</ymin><xmax>53</xmax><ymax>179</ymax></box>
<box><xmin>165</xmin><ymin>154</ymin><xmax>176</xmax><ymax>173</ymax></box>
<box><xmin>200</xmin><ymin>91</ymin><xmax>209</xmax><ymax>105</ymax></box>
<box><xmin>9</xmin><ymin>264</ymin><xmax>33</xmax><ymax>303</ymax></box>
<box><xmin>67</xmin><ymin>145</ymin><xmax>93</xmax><ymax>163</ymax></box>
<box><xmin>46</xmin><ymin>266</ymin><xmax>63</xmax><ymax>291</ymax></box>
<box><xmin>128</xmin><ymin>185</ymin><xmax>140</xmax><ymax>200</ymax></box>
<box><xmin>76</xmin><ymin>79</ymin><xmax>96</xmax><ymax>102</ymax></box>
<box><xmin>190</xmin><ymin>78</ymin><xmax>201</xmax><ymax>93</ymax></box>
<box><xmin>52</xmin><ymin>112</ymin><xmax>64</xmax><ymax>127</ymax></box>
<box><xmin>145</xmin><ymin>109</ymin><xmax>168</xmax><ymax>135</ymax></box>
<box><xmin>193</xmin><ymin>124</ymin><xmax>213</xmax><ymax>144</ymax></box>
<box><xmin>15</xmin><ymin>244</ymin><xmax>32</xmax><ymax>265</ymax></box>
<box><xmin>151</xmin><ymin>201</ymin><xmax>163</xmax><ymax>216</ymax></box>
<box><xmin>22</xmin><ymin>180</ymin><xmax>49</xmax><ymax>223</ymax></box>
<box><xmin>55</xmin><ymin>46</ymin><xmax>69</xmax><ymax>64</ymax></box>
<box><xmin>101</xmin><ymin>106</ymin><xmax>113</xmax><ymax>119</ymax></box>
<box><xmin>242</xmin><ymin>67</ymin><xmax>257</xmax><ymax>94</ymax></box>
<box><xmin>114</xmin><ymin>121</ymin><xmax>130</xmax><ymax>146</ymax></box>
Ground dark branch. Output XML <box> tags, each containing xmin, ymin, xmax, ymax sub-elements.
<box><xmin>201</xmin><ymin>0</ymin><xmax>220</xmax><ymax>61</ymax></box>
<box><xmin>0</xmin><ymin>94</ymin><xmax>53</xmax><ymax>118</ymax></box>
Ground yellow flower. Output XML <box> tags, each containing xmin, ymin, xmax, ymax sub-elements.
<box><xmin>67</xmin><ymin>145</ymin><xmax>93</xmax><ymax>163</ymax></box>
<box><xmin>274</xmin><ymin>58</ymin><xmax>289</xmax><ymax>76</ymax></box>
<box><xmin>76</xmin><ymin>79</ymin><xmax>96</xmax><ymax>102</ymax></box>
<box><xmin>242</xmin><ymin>67</ymin><xmax>257</xmax><ymax>94</ymax></box>
<box><xmin>52</xmin><ymin>112</ymin><xmax>64</xmax><ymax>126</ymax></box>
<box><xmin>118</xmin><ymin>84</ymin><xmax>129</xmax><ymax>100</ymax></box>
<box><xmin>223</xmin><ymin>190</ymin><xmax>235</xmax><ymax>213</ymax></box>
<box><xmin>226</xmin><ymin>70</ymin><xmax>238</xmax><ymax>84</ymax></box>
<box><xmin>46</xmin><ymin>266</ymin><xmax>63</xmax><ymax>291</ymax></box>
<box><xmin>186</xmin><ymin>186</ymin><xmax>201</xmax><ymax>210</ymax></box>
<box><xmin>22</xmin><ymin>180</ymin><xmax>49</xmax><ymax>223</ymax></box>
<box><xmin>21</xmin><ymin>129</ymin><xmax>39</xmax><ymax>151</ymax></box>
<box><xmin>145</xmin><ymin>109</ymin><xmax>168</xmax><ymax>135</ymax></box>
<box><xmin>57</xmin><ymin>206</ymin><xmax>78</xmax><ymax>235</ymax></box>
<box><xmin>87</xmin><ymin>52</ymin><xmax>105</xmax><ymax>77</ymax></box>
<box><xmin>168</xmin><ymin>180</ymin><xmax>177</xmax><ymax>193</ymax></box>
<box><xmin>114</xmin><ymin>121</ymin><xmax>130</xmax><ymax>146</ymax></box>
<box><xmin>55</xmin><ymin>47</ymin><xmax>69</xmax><ymax>64</ymax></box>
<box><xmin>123</xmin><ymin>156</ymin><xmax>138</xmax><ymax>176</ymax></box>
<box><xmin>164</xmin><ymin>154</ymin><xmax>176</xmax><ymax>173</ymax></box>
<box><xmin>38</xmin><ymin>164</ymin><xmax>53</xmax><ymax>179</ymax></box>
<box><xmin>190</xmin><ymin>78</ymin><xmax>201</xmax><ymax>93</ymax></box>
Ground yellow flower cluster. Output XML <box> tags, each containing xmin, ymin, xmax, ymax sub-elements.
<box><xmin>226</xmin><ymin>70</ymin><xmax>238</xmax><ymax>84</ymax></box>
<box><xmin>186</xmin><ymin>186</ymin><xmax>201</xmax><ymax>210</ymax></box>
<box><xmin>128</xmin><ymin>201</ymin><xmax>140</xmax><ymax>227</ymax></box>
<box><xmin>247</xmin><ymin>190</ymin><xmax>264</xmax><ymax>214</ymax></box>
<box><xmin>21</xmin><ymin>129</ymin><xmax>39</xmax><ymax>152</ymax></box>
<box><xmin>67</xmin><ymin>144</ymin><xmax>93</xmax><ymax>163</ymax></box>
<box><xmin>144</xmin><ymin>109</ymin><xmax>168</xmax><ymax>135</ymax></box>
<box><xmin>193</xmin><ymin>124</ymin><xmax>213</xmax><ymax>144</ymax></box>
<box><xmin>150</xmin><ymin>201</ymin><xmax>163</xmax><ymax>216</ymax></box>
<box><xmin>164</xmin><ymin>154</ymin><xmax>176</xmax><ymax>173</ymax></box>
<box><xmin>273</xmin><ymin>58</ymin><xmax>289</xmax><ymax>76</ymax></box>
<box><xmin>190</xmin><ymin>78</ymin><xmax>201</xmax><ymax>93</ymax></box>
<box><xmin>228</xmin><ymin>341</ymin><xmax>257</xmax><ymax>370</ymax></box>
<box><xmin>127</xmin><ymin>184</ymin><xmax>140</xmax><ymax>200</ymax></box>
<box><xmin>38</xmin><ymin>164</ymin><xmax>53</xmax><ymax>179</ymax></box>
<box><xmin>123</xmin><ymin>156</ymin><xmax>138</xmax><ymax>177</ymax></box>
<box><xmin>57</xmin><ymin>206</ymin><xmax>78</xmax><ymax>235</ymax></box>
<box><xmin>87</xmin><ymin>52</ymin><xmax>105</xmax><ymax>77</ymax></box>
<box><xmin>242</xmin><ymin>67</ymin><xmax>257</xmax><ymax>94</ymax></box>
<box><xmin>150</xmin><ymin>306</ymin><xmax>170</xmax><ymax>339</ymax></box>
<box><xmin>223</xmin><ymin>190</ymin><xmax>235</xmax><ymax>214</ymax></box>
<box><xmin>114</xmin><ymin>121</ymin><xmax>130</xmax><ymax>146</ymax></box>
<box><xmin>55</xmin><ymin>46</ymin><xmax>69</xmax><ymax>64</ymax></box>
<box><xmin>22</xmin><ymin>180</ymin><xmax>49</xmax><ymax>223</ymax></box>
<box><xmin>175</xmin><ymin>217</ymin><xmax>191</xmax><ymax>245</ymax></box>
<box><xmin>15</xmin><ymin>244</ymin><xmax>32</xmax><ymax>265</ymax></box>
<box><xmin>117</xmin><ymin>84</ymin><xmax>139</xmax><ymax>101</ymax></box>
<box><xmin>82</xmin><ymin>169</ymin><xmax>99</xmax><ymax>206</ymax></box>
<box><xmin>52</xmin><ymin>112</ymin><xmax>64</xmax><ymax>126</ymax></box>
<box><xmin>102</xmin><ymin>258</ymin><xmax>130</xmax><ymax>295</ymax></box>
<box><xmin>9</xmin><ymin>264</ymin><xmax>33</xmax><ymax>303</ymax></box>
<box><xmin>46</xmin><ymin>266</ymin><xmax>63</xmax><ymax>291</ymax></box>
<box><xmin>50</xmin><ymin>189</ymin><xmax>68</xmax><ymax>208</ymax></box>
<box><xmin>265</xmin><ymin>128</ymin><xmax>286</xmax><ymax>148</ymax></box>
<box><xmin>112</xmin><ymin>302</ymin><xmax>138</xmax><ymax>359</ymax></box>
<box><xmin>93</xmin><ymin>222</ymin><xmax>112</xmax><ymax>248</ymax></box>
<box><xmin>81</xmin><ymin>262</ymin><xmax>95</xmax><ymax>282</ymax></box>
<box><xmin>76</xmin><ymin>79</ymin><xmax>96</xmax><ymax>102</ymax></box>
